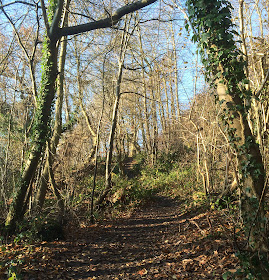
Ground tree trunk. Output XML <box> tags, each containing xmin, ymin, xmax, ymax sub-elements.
<box><xmin>5</xmin><ymin>38</ymin><xmax>58</xmax><ymax>230</ymax></box>
<box><xmin>35</xmin><ymin>0</ymin><xmax>70</xmax><ymax>210</ymax></box>
<box><xmin>105</xmin><ymin>64</ymin><xmax>123</xmax><ymax>190</ymax></box>
<box><xmin>137</xmin><ymin>25</ymin><xmax>152</xmax><ymax>156</ymax></box>
<box><xmin>102</xmin><ymin>17</ymin><xmax>132</xmax><ymax>202</ymax></box>
<box><xmin>187</xmin><ymin>0</ymin><xmax>267</xmax><ymax>252</ymax></box>
<box><xmin>75</xmin><ymin>37</ymin><xmax>98</xmax><ymax>165</ymax></box>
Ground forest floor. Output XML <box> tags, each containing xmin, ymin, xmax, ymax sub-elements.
<box><xmin>1</xmin><ymin>195</ymin><xmax>241</xmax><ymax>279</ymax></box>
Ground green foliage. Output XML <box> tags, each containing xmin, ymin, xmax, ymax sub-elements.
<box><xmin>108</xmin><ymin>154</ymin><xmax>201</xmax><ymax>211</ymax></box>
<box><xmin>154</xmin><ymin>152</ymin><xmax>179</xmax><ymax>173</ymax></box>
<box><xmin>30</xmin><ymin>0</ymin><xmax>59</xmax><ymax>154</ymax></box>
<box><xmin>6</xmin><ymin>260</ymin><xmax>23</xmax><ymax>280</ymax></box>
<box><xmin>187</xmin><ymin>0</ymin><xmax>249</xmax><ymax>105</ymax></box>
<box><xmin>131</xmin><ymin>153</ymin><xmax>147</xmax><ymax>175</ymax></box>
<box><xmin>48</xmin><ymin>0</ymin><xmax>58</xmax><ymax>24</ymax></box>
<box><xmin>72</xmin><ymin>151</ymin><xmax>202</xmax><ymax>217</ymax></box>
<box><xmin>8</xmin><ymin>213</ymin><xmax>64</xmax><ymax>244</ymax></box>
<box><xmin>226</xmin><ymin>250</ymin><xmax>269</xmax><ymax>280</ymax></box>
<box><xmin>31</xmin><ymin>36</ymin><xmax>55</xmax><ymax>153</ymax></box>
<box><xmin>213</xmin><ymin>194</ymin><xmax>237</xmax><ymax>211</ymax></box>
<box><xmin>192</xmin><ymin>191</ymin><xmax>206</xmax><ymax>206</ymax></box>
<box><xmin>139</xmin><ymin>158</ymin><xmax>199</xmax><ymax>198</ymax></box>
<box><xmin>103</xmin><ymin>174</ymin><xmax>157</xmax><ymax>211</ymax></box>
<box><xmin>0</xmin><ymin>236</ymin><xmax>23</xmax><ymax>280</ymax></box>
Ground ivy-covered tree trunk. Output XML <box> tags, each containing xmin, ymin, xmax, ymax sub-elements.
<box><xmin>187</xmin><ymin>0</ymin><xmax>267</xmax><ymax>255</ymax></box>
<box><xmin>5</xmin><ymin>0</ymin><xmax>62</xmax><ymax>230</ymax></box>
<box><xmin>35</xmin><ymin>0</ymin><xmax>70</xmax><ymax>211</ymax></box>
<box><xmin>5</xmin><ymin>40</ymin><xmax>58</xmax><ymax>230</ymax></box>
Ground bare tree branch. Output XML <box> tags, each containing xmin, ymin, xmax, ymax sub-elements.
<box><xmin>57</xmin><ymin>0</ymin><xmax>158</xmax><ymax>39</ymax></box>
<box><xmin>40</xmin><ymin>0</ymin><xmax>50</xmax><ymax>36</ymax></box>
<box><xmin>0</xmin><ymin>1</ymin><xmax>38</xmax><ymax>8</ymax></box>
<box><xmin>0</xmin><ymin>35</ymin><xmax>15</xmax><ymax>75</ymax></box>
<box><xmin>68</xmin><ymin>10</ymin><xmax>96</xmax><ymax>21</ymax></box>
<box><xmin>256</xmin><ymin>68</ymin><xmax>269</xmax><ymax>97</ymax></box>
<box><xmin>121</xmin><ymin>91</ymin><xmax>159</xmax><ymax>102</ymax></box>
<box><xmin>0</xmin><ymin>2</ymin><xmax>39</xmax><ymax>106</ymax></box>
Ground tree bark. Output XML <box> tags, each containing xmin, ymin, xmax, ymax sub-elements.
<box><xmin>5</xmin><ymin>0</ymin><xmax>63</xmax><ymax>230</ymax></box>
<box><xmin>35</xmin><ymin>0</ymin><xmax>70</xmax><ymax>211</ymax></box>
<box><xmin>58</xmin><ymin>0</ymin><xmax>158</xmax><ymax>38</ymax></box>
<box><xmin>5</xmin><ymin>39</ymin><xmax>58</xmax><ymax>230</ymax></box>
<box><xmin>105</xmin><ymin>62</ymin><xmax>123</xmax><ymax>191</ymax></box>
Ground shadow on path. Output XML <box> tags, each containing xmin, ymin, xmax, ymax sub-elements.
<box><xmin>22</xmin><ymin>196</ymin><xmax>238</xmax><ymax>279</ymax></box>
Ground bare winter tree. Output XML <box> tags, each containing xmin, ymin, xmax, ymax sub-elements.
<box><xmin>2</xmin><ymin>0</ymin><xmax>158</xmax><ymax>231</ymax></box>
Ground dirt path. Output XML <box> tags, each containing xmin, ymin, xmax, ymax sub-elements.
<box><xmin>20</xmin><ymin>196</ymin><xmax>238</xmax><ymax>279</ymax></box>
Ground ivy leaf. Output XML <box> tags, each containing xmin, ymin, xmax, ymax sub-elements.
<box><xmin>201</xmin><ymin>33</ymin><xmax>210</xmax><ymax>43</ymax></box>
<box><xmin>192</xmin><ymin>34</ymin><xmax>198</xmax><ymax>42</ymax></box>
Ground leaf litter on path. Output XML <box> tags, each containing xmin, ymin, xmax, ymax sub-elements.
<box><xmin>1</xmin><ymin>196</ymin><xmax>239</xmax><ymax>279</ymax></box>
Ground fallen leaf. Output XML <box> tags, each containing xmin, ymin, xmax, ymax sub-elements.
<box><xmin>138</xmin><ymin>268</ymin><xmax>147</xmax><ymax>275</ymax></box>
